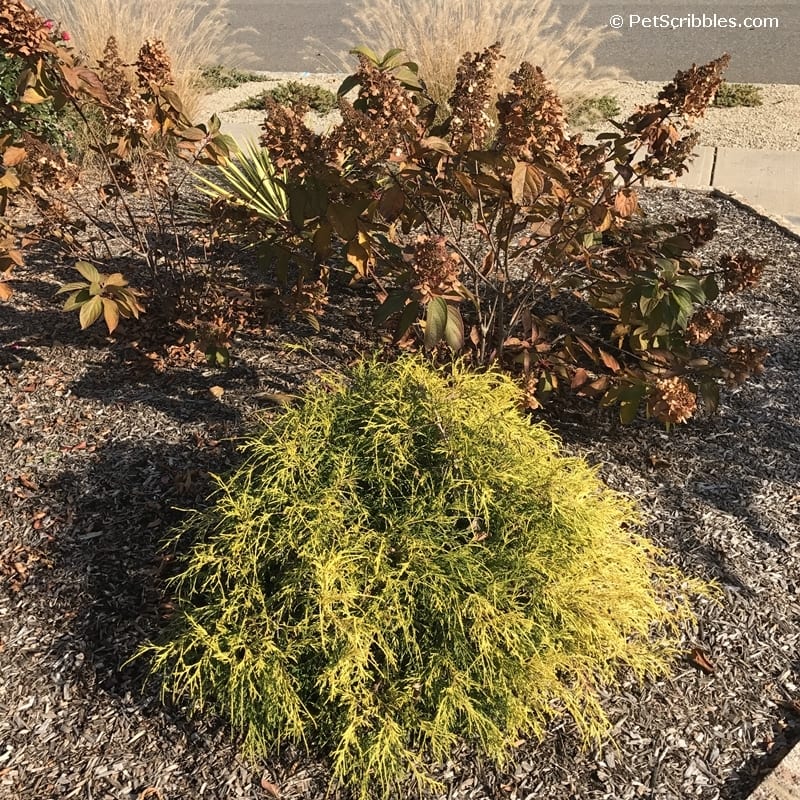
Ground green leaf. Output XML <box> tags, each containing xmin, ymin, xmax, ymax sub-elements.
<box><xmin>618</xmin><ymin>384</ymin><xmax>646</xmax><ymax>424</ymax></box>
<box><xmin>55</xmin><ymin>281</ymin><xmax>90</xmax><ymax>295</ymax></box>
<box><xmin>349</xmin><ymin>45</ymin><xmax>380</xmax><ymax>64</ymax></box>
<box><xmin>337</xmin><ymin>74</ymin><xmax>361</xmax><ymax>97</ymax></box>
<box><xmin>327</xmin><ymin>204</ymin><xmax>359</xmax><ymax>241</ymax></box>
<box><xmin>424</xmin><ymin>297</ymin><xmax>448</xmax><ymax>350</ymax></box>
<box><xmin>670</xmin><ymin>287</ymin><xmax>695</xmax><ymax>321</ymax></box>
<box><xmin>394</xmin><ymin>300</ymin><xmax>421</xmax><ymax>340</ymax></box>
<box><xmin>75</xmin><ymin>261</ymin><xmax>103</xmax><ymax>284</ymax></box>
<box><xmin>374</xmin><ymin>291</ymin><xmax>411</xmax><ymax>326</ymax></box>
<box><xmin>102</xmin><ymin>297</ymin><xmax>120</xmax><ymax>333</ymax></box>
<box><xmin>379</xmin><ymin>48</ymin><xmax>406</xmax><ymax>67</ymax></box>
<box><xmin>700</xmin><ymin>275</ymin><xmax>719</xmax><ymax>303</ymax></box>
<box><xmin>674</xmin><ymin>275</ymin><xmax>706</xmax><ymax>303</ymax></box>
<box><xmin>79</xmin><ymin>295</ymin><xmax>103</xmax><ymax>329</ymax></box>
<box><xmin>444</xmin><ymin>304</ymin><xmax>464</xmax><ymax>352</ymax></box>
<box><xmin>392</xmin><ymin>66</ymin><xmax>422</xmax><ymax>89</ymax></box>
<box><xmin>62</xmin><ymin>289</ymin><xmax>89</xmax><ymax>311</ymax></box>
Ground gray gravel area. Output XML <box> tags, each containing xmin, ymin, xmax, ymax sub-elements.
<box><xmin>198</xmin><ymin>74</ymin><xmax>800</xmax><ymax>151</ymax></box>
<box><xmin>1</xmin><ymin>187</ymin><xmax>799</xmax><ymax>799</ymax></box>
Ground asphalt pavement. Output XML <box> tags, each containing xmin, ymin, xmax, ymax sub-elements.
<box><xmin>223</xmin><ymin>0</ymin><xmax>798</xmax><ymax>83</ymax></box>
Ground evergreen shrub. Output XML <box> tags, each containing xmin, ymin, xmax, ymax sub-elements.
<box><xmin>713</xmin><ymin>81</ymin><xmax>762</xmax><ymax>107</ymax></box>
<box><xmin>230</xmin><ymin>80</ymin><xmax>337</xmax><ymax>114</ymax></box>
<box><xmin>143</xmin><ymin>357</ymin><xmax>698</xmax><ymax>798</ymax></box>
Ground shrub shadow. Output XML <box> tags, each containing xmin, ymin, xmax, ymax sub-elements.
<box><xmin>545</xmin><ymin>330</ymin><xmax>797</xmax><ymax>584</ymax></box>
<box><xmin>43</xmin><ymin>434</ymin><xmax>238</xmax><ymax>698</ymax></box>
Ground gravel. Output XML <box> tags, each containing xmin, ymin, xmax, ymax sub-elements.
<box><xmin>1</xmin><ymin>188</ymin><xmax>799</xmax><ymax>800</ymax></box>
<box><xmin>198</xmin><ymin>74</ymin><xmax>800</xmax><ymax>151</ymax></box>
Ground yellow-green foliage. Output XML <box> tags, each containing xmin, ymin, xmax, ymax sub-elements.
<box><xmin>142</xmin><ymin>357</ymin><xmax>696</xmax><ymax>798</ymax></box>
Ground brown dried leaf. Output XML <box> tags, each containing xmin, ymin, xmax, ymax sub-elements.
<box><xmin>571</xmin><ymin>367</ymin><xmax>589</xmax><ymax>389</ymax></box>
<box><xmin>260</xmin><ymin>776</ymin><xmax>281</xmax><ymax>798</ymax></box>
<box><xmin>688</xmin><ymin>647</ymin><xmax>715</xmax><ymax>675</ymax></box>
<box><xmin>599</xmin><ymin>349</ymin><xmax>621</xmax><ymax>373</ymax></box>
<box><xmin>614</xmin><ymin>188</ymin><xmax>639</xmax><ymax>218</ymax></box>
<box><xmin>2</xmin><ymin>147</ymin><xmax>26</xmax><ymax>167</ymax></box>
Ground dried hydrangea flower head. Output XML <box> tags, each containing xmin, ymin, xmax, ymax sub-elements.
<box><xmin>658</xmin><ymin>53</ymin><xmax>731</xmax><ymax>119</ymax></box>
<box><xmin>495</xmin><ymin>62</ymin><xmax>568</xmax><ymax>161</ymax></box>
<box><xmin>647</xmin><ymin>376</ymin><xmax>697</xmax><ymax>424</ymax></box>
<box><xmin>686</xmin><ymin>308</ymin><xmax>731</xmax><ymax>346</ymax></box>
<box><xmin>353</xmin><ymin>55</ymin><xmax>419</xmax><ymax>128</ymax></box>
<box><xmin>407</xmin><ymin>235</ymin><xmax>462</xmax><ymax>304</ymax></box>
<box><xmin>719</xmin><ymin>251</ymin><xmax>766</xmax><ymax>293</ymax></box>
<box><xmin>447</xmin><ymin>43</ymin><xmax>503</xmax><ymax>151</ymax></box>
<box><xmin>0</xmin><ymin>0</ymin><xmax>57</xmax><ymax>58</ymax></box>
<box><xmin>723</xmin><ymin>345</ymin><xmax>767</xmax><ymax>386</ymax></box>
<box><xmin>98</xmin><ymin>36</ymin><xmax>150</xmax><ymax>135</ymax></box>
<box><xmin>136</xmin><ymin>39</ymin><xmax>173</xmax><ymax>87</ymax></box>
<box><xmin>259</xmin><ymin>99</ymin><xmax>324</xmax><ymax>178</ymax></box>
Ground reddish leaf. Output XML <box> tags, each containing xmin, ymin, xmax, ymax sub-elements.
<box><xmin>378</xmin><ymin>185</ymin><xmax>405</xmax><ymax>222</ymax></box>
<box><xmin>571</xmin><ymin>367</ymin><xmax>589</xmax><ymax>389</ymax></box>
<box><xmin>599</xmin><ymin>349</ymin><xmax>621</xmax><ymax>373</ymax></box>
<box><xmin>2</xmin><ymin>147</ymin><xmax>26</xmax><ymax>167</ymax></box>
<box><xmin>260</xmin><ymin>776</ymin><xmax>281</xmax><ymax>798</ymax></box>
<box><xmin>420</xmin><ymin>136</ymin><xmax>456</xmax><ymax>155</ymax></box>
<box><xmin>511</xmin><ymin>162</ymin><xmax>544</xmax><ymax>206</ymax></box>
<box><xmin>688</xmin><ymin>647</ymin><xmax>715</xmax><ymax>675</ymax></box>
<box><xmin>614</xmin><ymin>188</ymin><xmax>639</xmax><ymax>218</ymax></box>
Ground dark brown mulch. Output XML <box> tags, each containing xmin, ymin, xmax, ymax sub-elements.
<box><xmin>1</xmin><ymin>187</ymin><xmax>799</xmax><ymax>800</ymax></box>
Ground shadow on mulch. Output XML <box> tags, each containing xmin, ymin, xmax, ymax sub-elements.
<box><xmin>37</xmin><ymin>433</ymin><xmax>248</xmax><ymax>758</ymax></box>
<box><xmin>546</xmin><ymin>331</ymin><xmax>797</xmax><ymax>582</ymax></box>
<box><xmin>723</xmin><ymin>703</ymin><xmax>800</xmax><ymax>797</ymax></box>
<box><xmin>0</xmin><ymin>286</ymin><xmax>110</xmax><ymax>352</ymax></box>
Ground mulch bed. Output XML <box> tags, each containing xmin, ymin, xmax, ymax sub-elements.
<box><xmin>1</xmin><ymin>187</ymin><xmax>799</xmax><ymax>800</ymax></box>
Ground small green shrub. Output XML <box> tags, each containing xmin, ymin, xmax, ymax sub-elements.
<box><xmin>200</xmin><ymin>64</ymin><xmax>268</xmax><ymax>90</ymax></box>
<box><xmin>230</xmin><ymin>80</ymin><xmax>337</xmax><ymax>114</ymax></box>
<box><xmin>142</xmin><ymin>356</ymin><xmax>698</xmax><ymax>798</ymax></box>
<box><xmin>566</xmin><ymin>93</ymin><xmax>620</xmax><ymax>127</ymax></box>
<box><xmin>713</xmin><ymin>81</ymin><xmax>762</xmax><ymax>107</ymax></box>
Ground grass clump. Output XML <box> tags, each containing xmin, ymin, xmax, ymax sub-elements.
<box><xmin>566</xmin><ymin>94</ymin><xmax>621</xmax><ymax>128</ymax></box>
<box><xmin>200</xmin><ymin>64</ymin><xmax>268</xmax><ymax>90</ymax></box>
<box><xmin>713</xmin><ymin>81</ymin><xmax>763</xmax><ymax>108</ymax></box>
<box><xmin>142</xmin><ymin>357</ymin><xmax>699</xmax><ymax>798</ymax></box>
<box><xmin>37</xmin><ymin>0</ymin><xmax>241</xmax><ymax>120</ymax></box>
<box><xmin>230</xmin><ymin>80</ymin><xmax>338</xmax><ymax>114</ymax></box>
<box><xmin>334</xmin><ymin>0</ymin><xmax>621</xmax><ymax>113</ymax></box>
